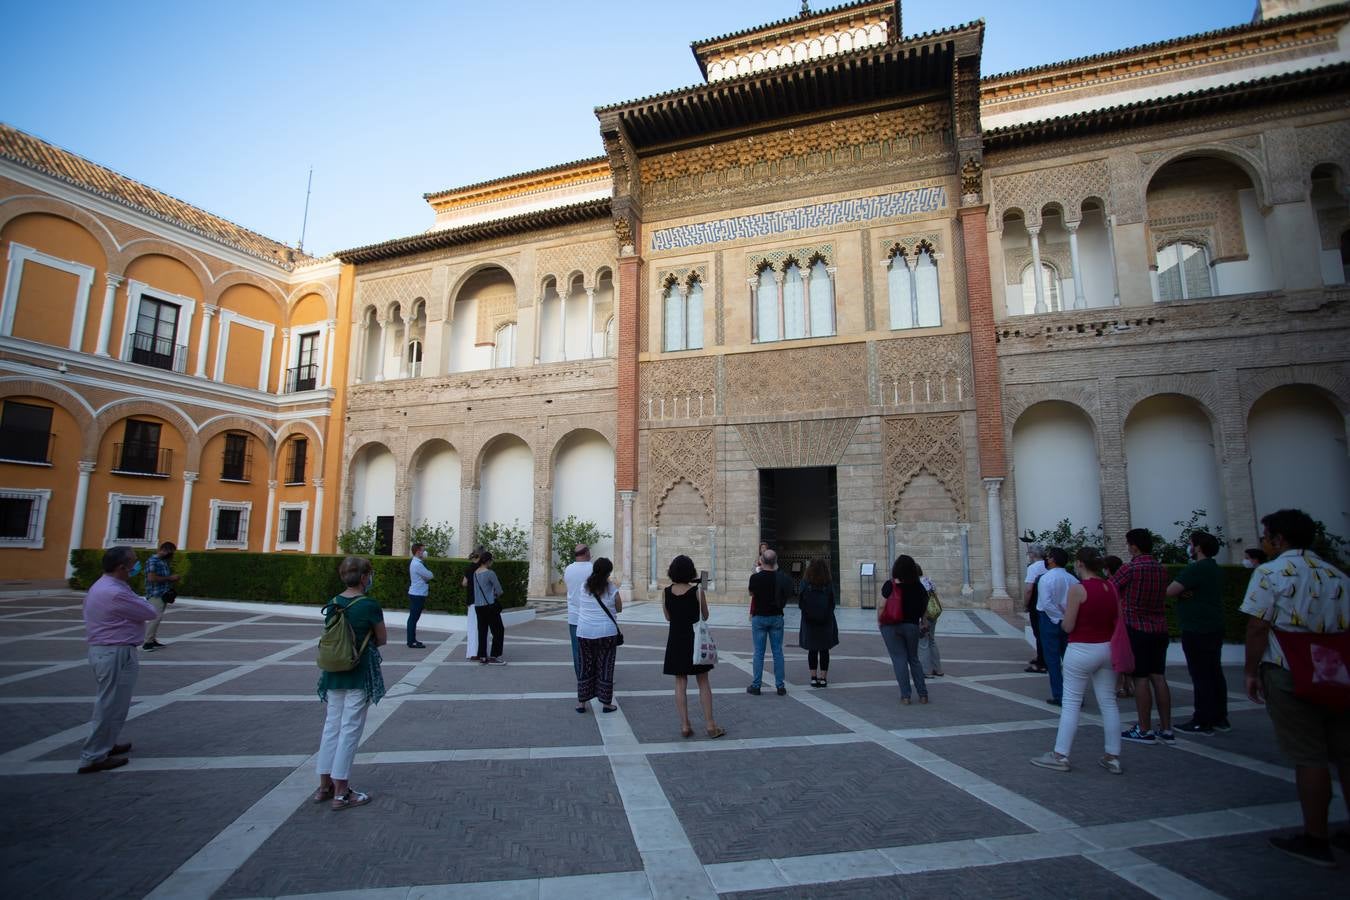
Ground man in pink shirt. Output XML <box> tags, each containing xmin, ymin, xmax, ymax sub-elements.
<box><xmin>79</xmin><ymin>546</ymin><xmax>158</xmax><ymax>773</ymax></box>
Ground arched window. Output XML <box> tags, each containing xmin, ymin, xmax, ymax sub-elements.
<box><xmin>406</xmin><ymin>339</ymin><xmax>423</xmax><ymax>378</ymax></box>
<box><xmin>913</xmin><ymin>249</ymin><xmax>941</xmax><ymax>327</ymax></box>
<box><xmin>1021</xmin><ymin>263</ymin><xmax>1061</xmax><ymax>313</ymax></box>
<box><xmin>783</xmin><ymin>263</ymin><xmax>806</xmax><ymax>339</ymax></box>
<box><xmin>887</xmin><ymin>251</ymin><xmax>914</xmax><ymax>329</ymax></box>
<box><xmin>1156</xmin><ymin>241</ymin><xmax>1212</xmax><ymax>302</ymax></box>
<box><xmin>662</xmin><ymin>280</ymin><xmax>683</xmax><ymax>352</ymax></box>
<box><xmin>755</xmin><ymin>267</ymin><xmax>779</xmax><ymax>342</ymax></box>
<box><xmin>684</xmin><ymin>278</ymin><xmax>704</xmax><ymax>350</ymax></box>
<box><xmin>492</xmin><ymin>323</ymin><xmax>515</xmax><ymax>368</ymax></box>
<box><xmin>810</xmin><ymin>259</ymin><xmax>834</xmax><ymax>336</ymax></box>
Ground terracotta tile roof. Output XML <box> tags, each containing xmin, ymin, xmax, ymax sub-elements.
<box><xmin>0</xmin><ymin>122</ymin><xmax>312</xmax><ymax>268</ymax></box>
<box><xmin>423</xmin><ymin>156</ymin><xmax>608</xmax><ymax>202</ymax></box>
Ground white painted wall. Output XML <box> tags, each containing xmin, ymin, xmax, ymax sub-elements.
<box><xmin>1078</xmin><ymin>208</ymin><xmax>1115</xmax><ymax>307</ymax></box>
<box><xmin>1012</xmin><ymin>402</ymin><xmax>1103</xmax><ymax>536</ymax></box>
<box><xmin>1249</xmin><ymin>387</ymin><xmax>1350</xmax><ymax>539</ymax></box>
<box><xmin>411</xmin><ymin>443</ymin><xmax>461</xmax><ymax>534</ymax></box>
<box><xmin>448</xmin><ymin>296</ymin><xmax>492</xmax><ymax>373</ymax></box>
<box><xmin>362</xmin><ymin>319</ymin><xmax>382</xmax><ymax>382</ymax></box>
<box><xmin>539</xmin><ymin>290</ymin><xmax>562</xmax><ymax>363</ymax></box>
<box><xmin>1124</xmin><ymin>396</ymin><xmax>1226</xmax><ymax>542</ymax></box>
<box><xmin>564</xmin><ymin>289</ymin><xmax>590</xmax><ymax>359</ymax></box>
<box><xmin>1214</xmin><ymin>190</ymin><xmax>1277</xmax><ymax>295</ymax></box>
<box><xmin>479</xmin><ymin>438</ymin><xmax>534</xmax><ymax>542</ymax></box>
<box><xmin>552</xmin><ymin>431</ymin><xmax>616</xmax><ymax>560</ymax></box>
<box><xmin>1320</xmin><ymin>248</ymin><xmax>1346</xmax><ymax>286</ymax></box>
<box><xmin>352</xmin><ymin>445</ymin><xmax>396</xmax><ymax>525</ymax></box>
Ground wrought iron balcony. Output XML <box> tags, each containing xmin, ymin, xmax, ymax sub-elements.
<box><xmin>285</xmin><ymin>364</ymin><xmax>319</xmax><ymax>393</ymax></box>
<box><xmin>220</xmin><ymin>449</ymin><xmax>253</xmax><ymax>482</ymax></box>
<box><xmin>113</xmin><ymin>441</ymin><xmax>172</xmax><ymax>477</ymax></box>
<box><xmin>129</xmin><ymin>331</ymin><xmax>188</xmax><ymax>373</ymax></box>
<box><xmin>0</xmin><ymin>427</ymin><xmax>53</xmax><ymax>465</ymax></box>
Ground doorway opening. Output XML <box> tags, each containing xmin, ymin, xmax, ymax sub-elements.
<box><xmin>375</xmin><ymin>515</ymin><xmax>394</xmax><ymax>556</ymax></box>
<box><xmin>758</xmin><ymin>466</ymin><xmax>840</xmax><ymax>597</ymax></box>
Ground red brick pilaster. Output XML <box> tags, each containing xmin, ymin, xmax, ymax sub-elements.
<box><xmin>616</xmin><ymin>247</ymin><xmax>641</xmax><ymax>492</ymax></box>
<box><xmin>959</xmin><ymin>204</ymin><xmax>1008</xmax><ymax>479</ymax></box>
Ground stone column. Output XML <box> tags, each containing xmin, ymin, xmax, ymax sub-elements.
<box><xmin>95</xmin><ymin>274</ymin><xmax>123</xmax><ymax>356</ymax></box>
<box><xmin>558</xmin><ymin>284</ymin><xmax>568</xmax><ymax>361</ymax></box>
<box><xmin>1027</xmin><ymin>225</ymin><xmax>1047</xmax><ymax>313</ymax></box>
<box><xmin>959</xmin><ymin>523</ymin><xmax>974</xmax><ymax>596</ymax></box>
<box><xmin>984</xmin><ymin>478</ymin><xmax>1010</xmax><ymax>602</ymax></box>
<box><xmin>802</xmin><ymin>268</ymin><xmax>813</xmax><ymax>336</ymax></box>
<box><xmin>323</xmin><ymin>319</ymin><xmax>337</xmax><ymax>388</ymax></box>
<box><xmin>263</xmin><ymin>480</ymin><xmax>277</xmax><ymax>550</ymax></box>
<box><xmin>585</xmin><ymin>287</ymin><xmax>596</xmax><ymax>359</ymax></box>
<box><xmin>352</xmin><ymin>320</ymin><xmax>368</xmax><ymax>384</ymax></box>
<box><xmin>825</xmin><ymin>265</ymin><xmax>838</xmax><ymax>334</ymax></box>
<box><xmin>774</xmin><ymin>270</ymin><xmax>785</xmax><ymax>338</ymax></box>
<box><xmin>1067</xmin><ymin>222</ymin><xmax>1087</xmax><ymax>309</ymax></box>
<box><xmin>747</xmin><ymin>276</ymin><xmax>759</xmax><ymax>340</ymax></box>
<box><xmin>1105</xmin><ymin>215</ymin><xmax>1122</xmax><ymax>306</ymax></box>
<box><xmin>178</xmin><ymin>472</ymin><xmax>197</xmax><ymax>549</ymax></box>
<box><xmin>277</xmin><ymin>328</ymin><xmax>291</xmax><ymax>391</ymax></box>
<box><xmin>195</xmin><ymin>306</ymin><xmax>217</xmax><ymax>379</ymax></box>
<box><xmin>396</xmin><ymin>312</ymin><xmax>410</xmax><ymax>380</ymax></box>
<box><xmin>619</xmin><ymin>490</ymin><xmax>635</xmax><ymax>596</ymax></box>
<box><xmin>310</xmin><ymin>478</ymin><xmax>325</xmax><ymax>553</ymax></box>
<box><xmin>66</xmin><ymin>461</ymin><xmax>96</xmax><ymax>578</ymax></box>
<box><xmin>375</xmin><ymin>314</ymin><xmax>390</xmax><ymax>381</ymax></box>
<box><xmin>533</xmin><ymin>295</ymin><xmax>543</xmax><ymax>364</ymax></box>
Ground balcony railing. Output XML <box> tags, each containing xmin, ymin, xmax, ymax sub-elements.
<box><xmin>129</xmin><ymin>331</ymin><xmax>188</xmax><ymax>373</ymax></box>
<box><xmin>220</xmin><ymin>450</ymin><xmax>253</xmax><ymax>482</ymax></box>
<box><xmin>113</xmin><ymin>441</ymin><xmax>172</xmax><ymax>477</ymax></box>
<box><xmin>0</xmin><ymin>427</ymin><xmax>53</xmax><ymax>465</ymax></box>
<box><xmin>285</xmin><ymin>364</ymin><xmax>319</xmax><ymax>393</ymax></box>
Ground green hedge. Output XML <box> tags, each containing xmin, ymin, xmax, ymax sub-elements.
<box><xmin>68</xmin><ymin>550</ymin><xmax>528</xmax><ymax>614</ymax></box>
<box><xmin>1162</xmin><ymin>563</ymin><xmax>1252</xmax><ymax>643</ymax></box>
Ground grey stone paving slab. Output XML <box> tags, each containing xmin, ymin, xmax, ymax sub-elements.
<box><xmin>215</xmin><ymin>758</ymin><xmax>641</xmax><ymax>898</ymax></box>
<box><xmin>0</xmin><ymin>620</ymin><xmax>83</xmax><ymax>636</ymax></box>
<box><xmin>809</xmin><ymin>657</ymin><xmax>912</xmax><ymax>685</ymax></box>
<box><xmin>418</xmin><ymin>660</ymin><xmax>581</xmax><ymax>694</ymax></box>
<box><xmin>199</xmin><ymin>624</ymin><xmax>324</xmax><ymax>640</ymax></box>
<box><xmin>202</xmin><ymin>663</ymin><xmax>414</xmax><ymax>696</ymax></box>
<box><xmin>1192</xmin><ymin>708</ymin><xmax>1286</xmax><ymax>767</ymax></box>
<box><xmin>3</xmin><ymin>638</ymin><xmax>91</xmax><ymax>661</ymax></box>
<box><xmin>621</xmin><ymin>691</ymin><xmax>850</xmax><ymax>744</ymax></box>
<box><xmin>820</xmin><ymin>683</ymin><xmax>1052</xmax><ymax>730</ymax></box>
<box><xmin>141</xmin><ymin>639</ymin><xmax>300</xmax><ymax>662</ymax></box>
<box><xmin>364</xmin><ymin>698</ymin><xmax>603</xmax><ymax>751</ymax></box>
<box><xmin>41</xmin><ymin>699</ymin><xmax>323</xmax><ymax>760</ymax></box>
<box><xmin>912</xmin><ymin>729</ymin><xmax>1292</xmax><ymax>827</ymax></box>
<box><xmin>0</xmin><ymin>663</ymin><xmax>232</xmax><ymax>697</ymax></box>
<box><xmin>0</xmin><ymin>700</ymin><xmax>97</xmax><ymax>753</ymax></box>
<box><xmin>0</xmin><ymin>768</ymin><xmax>291</xmax><ymax>900</ymax></box>
<box><xmin>990</xmin><ymin>671</ymin><xmax>1193</xmax><ymax>715</ymax></box>
<box><xmin>938</xmin><ymin>636</ymin><xmax>1040</xmax><ymax>662</ymax></box>
<box><xmin>1135</xmin><ymin>828</ymin><xmax>1349</xmax><ymax>898</ymax></box>
<box><xmin>649</xmin><ymin>742</ymin><xmax>1030</xmax><ymax>865</ymax></box>
<box><xmin>722</xmin><ymin>855</ymin><xmax>1154</xmax><ymax>899</ymax></box>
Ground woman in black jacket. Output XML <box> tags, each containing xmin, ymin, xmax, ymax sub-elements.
<box><xmin>797</xmin><ymin>559</ymin><xmax>838</xmax><ymax>687</ymax></box>
<box><xmin>878</xmin><ymin>554</ymin><xmax>929</xmax><ymax>704</ymax></box>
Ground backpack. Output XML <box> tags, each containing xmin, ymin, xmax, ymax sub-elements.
<box><xmin>317</xmin><ymin>596</ymin><xmax>370</xmax><ymax>672</ymax></box>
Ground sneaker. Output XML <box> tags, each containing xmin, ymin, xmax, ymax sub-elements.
<box><xmin>1099</xmin><ymin>756</ymin><xmax>1123</xmax><ymax>775</ymax></box>
<box><xmin>142</xmin><ymin>642</ymin><xmax>158</xmax><ymax>652</ymax></box>
<box><xmin>1214</xmin><ymin>719</ymin><xmax>1232</xmax><ymax>733</ymax></box>
<box><xmin>1157</xmin><ymin>729</ymin><xmax>1176</xmax><ymax>746</ymax></box>
<box><xmin>746</xmin><ymin>685</ymin><xmax>762</xmax><ymax>695</ymax></box>
<box><xmin>1176</xmin><ymin>721</ymin><xmax>1214</xmax><ymax>737</ymax></box>
<box><xmin>77</xmin><ymin>755</ymin><xmax>128</xmax><ymax>774</ymax></box>
<box><xmin>1122</xmin><ymin>725</ymin><xmax>1157</xmax><ymax>745</ymax></box>
<box><xmin>486</xmin><ymin>657</ymin><xmax>507</xmax><ymax>666</ymax></box>
<box><xmin>1046</xmin><ymin>698</ymin><xmax>1062</xmax><ymax>707</ymax></box>
<box><xmin>1030</xmin><ymin>752</ymin><xmax>1070</xmax><ymax>772</ymax></box>
<box><xmin>1268</xmin><ymin>833</ymin><xmax>1335</xmax><ymax>868</ymax></box>
<box><xmin>407</xmin><ymin>642</ymin><xmax>426</xmax><ymax>649</ymax></box>
<box><xmin>776</xmin><ymin>686</ymin><xmax>787</xmax><ymax>696</ymax></box>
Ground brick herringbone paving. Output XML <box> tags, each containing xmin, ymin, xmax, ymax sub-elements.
<box><xmin>2</xmin><ymin>593</ymin><xmax>1343</xmax><ymax>899</ymax></box>
<box><xmin>0</xmin><ymin>768</ymin><xmax>291</xmax><ymax>900</ymax></box>
<box><xmin>215</xmin><ymin>758</ymin><xmax>641</xmax><ymax>898</ymax></box>
<box><xmin>723</xmin><ymin>856</ymin><xmax>1156</xmax><ymax>899</ymax></box>
<box><xmin>650</xmin><ymin>742</ymin><xmax>1032</xmax><ymax>864</ymax></box>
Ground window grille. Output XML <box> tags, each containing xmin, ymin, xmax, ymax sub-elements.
<box><xmin>285</xmin><ymin>439</ymin><xmax>308</xmax><ymax>485</ymax></box>
<box><xmin>0</xmin><ymin>401</ymin><xmax>54</xmax><ymax>464</ymax></box>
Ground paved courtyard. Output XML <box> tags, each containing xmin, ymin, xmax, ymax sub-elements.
<box><xmin>0</xmin><ymin>591</ymin><xmax>1343</xmax><ymax>899</ymax></box>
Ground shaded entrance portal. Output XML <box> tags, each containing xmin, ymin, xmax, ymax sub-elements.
<box><xmin>758</xmin><ymin>467</ymin><xmax>841</xmax><ymax>597</ymax></box>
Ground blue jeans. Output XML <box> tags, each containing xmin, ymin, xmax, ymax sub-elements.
<box><xmin>406</xmin><ymin>593</ymin><xmax>425</xmax><ymax>645</ymax></box>
<box><xmin>1039</xmin><ymin>611</ymin><xmax>1066</xmax><ymax>701</ymax></box>
<box><xmin>569</xmin><ymin>623</ymin><xmax>581</xmax><ymax>679</ymax></box>
<box><xmin>750</xmin><ymin>615</ymin><xmax>785</xmax><ymax>689</ymax></box>
<box><xmin>880</xmin><ymin>623</ymin><xmax>927</xmax><ymax>699</ymax></box>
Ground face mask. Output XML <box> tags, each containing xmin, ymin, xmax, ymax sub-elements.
<box><xmin>1187</xmin><ymin>545</ymin><xmax>1197</xmax><ymax>561</ymax></box>
<box><xmin>129</xmin><ymin>561</ymin><xmax>143</xmax><ymax>577</ymax></box>
<box><xmin>365</xmin><ymin>575</ymin><xmax>375</xmax><ymax>592</ymax></box>
<box><xmin>1242</xmin><ymin>558</ymin><xmax>1255</xmax><ymax>569</ymax></box>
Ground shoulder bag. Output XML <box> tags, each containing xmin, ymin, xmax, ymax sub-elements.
<box><xmin>592</xmin><ymin>590</ymin><xmax>624</xmax><ymax>646</ymax></box>
<box><xmin>1274</xmin><ymin>628</ymin><xmax>1350</xmax><ymax>711</ymax></box>
<box><xmin>879</xmin><ymin>579</ymin><xmax>905</xmax><ymax>625</ymax></box>
<box><xmin>1107</xmin><ymin>581</ymin><xmax>1135</xmax><ymax>674</ymax></box>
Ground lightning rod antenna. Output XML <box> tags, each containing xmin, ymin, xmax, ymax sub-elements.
<box><xmin>297</xmin><ymin>166</ymin><xmax>313</xmax><ymax>253</ymax></box>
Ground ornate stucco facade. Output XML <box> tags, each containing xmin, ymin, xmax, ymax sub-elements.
<box><xmin>2</xmin><ymin>0</ymin><xmax>1347</xmax><ymax>607</ymax></box>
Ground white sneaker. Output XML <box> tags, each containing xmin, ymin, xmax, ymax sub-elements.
<box><xmin>1099</xmin><ymin>756</ymin><xmax>1123</xmax><ymax>775</ymax></box>
<box><xmin>1030</xmin><ymin>752</ymin><xmax>1070</xmax><ymax>772</ymax></box>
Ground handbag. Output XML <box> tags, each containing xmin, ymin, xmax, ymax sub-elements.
<box><xmin>925</xmin><ymin>588</ymin><xmax>943</xmax><ymax>622</ymax></box>
<box><xmin>693</xmin><ymin>617</ymin><xmax>717</xmax><ymax>667</ymax></box>
<box><xmin>1107</xmin><ymin>582</ymin><xmax>1134</xmax><ymax>674</ymax></box>
<box><xmin>878</xmin><ymin>579</ymin><xmax>905</xmax><ymax>625</ymax></box>
<box><xmin>1274</xmin><ymin>628</ymin><xmax>1350</xmax><ymax>711</ymax></box>
<box><xmin>162</xmin><ymin>589</ymin><xmax>177</xmax><ymax>605</ymax></box>
<box><xmin>592</xmin><ymin>589</ymin><xmax>624</xmax><ymax>646</ymax></box>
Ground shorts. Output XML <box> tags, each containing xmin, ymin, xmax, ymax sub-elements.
<box><xmin>1262</xmin><ymin>664</ymin><xmax>1350</xmax><ymax>767</ymax></box>
<box><xmin>1127</xmin><ymin>627</ymin><xmax>1169</xmax><ymax>677</ymax></box>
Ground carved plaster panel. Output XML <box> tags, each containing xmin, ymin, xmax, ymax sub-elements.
<box><xmin>875</xmin><ymin>334</ymin><xmax>975</xmax><ymax>407</ymax></box>
<box><xmin>649</xmin><ymin>427</ymin><xmax>716</xmax><ymax>523</ymax></box>
<box><xmin>356</xmin><ymin>269</ymin><xmax>434</xmax><ymax>319</ymax></box>
<box><xmin>990</xmin><ymin>159</ymin><xmax>1110</xmax><ymax>226</ymax></box>
<box><xmin>1298</xmin><ymin>120</ymin><xmax>1350</xmax><ymax>178</ymax></box>
<box><xmin>884</xmin><ymin>414</ymin><xmax>967</xmax><ymax>521</ymax></box>
<box><xmin>723</xmin><ymin>344</ymin><xmax>868</xmax><ymax>416</ymax></box>
<box><xmin>746</xmin><ymin>244</ymin><xmax>834</xmax><ymax>277</ymax></box>
<box><xmin>735</xmin><ymin>418</ymin><xmax>860</xmax><ymax>469</ymax></box>
<box><xmin>537</xmin><ymin>239</ymin><xmax>617</xmax><ymax>291</ymax></box>
<box><xmin>640</xmin><ymin>356</ymin><xmax>717</xmax><ymax>422</ymax></box>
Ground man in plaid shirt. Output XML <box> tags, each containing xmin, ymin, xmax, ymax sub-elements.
<box><xmin>1112</xmin><ymin>528</ymin><xmax>1174</xmax><ymax>745</ymax></box>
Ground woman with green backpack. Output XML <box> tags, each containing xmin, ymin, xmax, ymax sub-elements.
<box><xmin>313</xmin><ymin>556</ymin><xmax>387</xmax><ymax>811</ymax></box>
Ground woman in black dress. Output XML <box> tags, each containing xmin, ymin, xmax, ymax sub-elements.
<box><xmin>662</xmin><ymin>555</ymin><xmax>725</xmax><ymax>739</ymax></box>
<box><xmin>797</xmin><ymin>559</ymin><xmax>839</xmax><ymax>687</ymax></box>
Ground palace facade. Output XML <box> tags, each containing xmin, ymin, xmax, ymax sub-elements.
<box><xmin>2</xmin><ymin>0</ymin><xmax>1347</xmax><ymax>607</ymax></box>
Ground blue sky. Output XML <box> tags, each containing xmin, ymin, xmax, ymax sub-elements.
<box><xmin>1</xmin><ymin>1</ymin><xmax>1257</xmax><ymax>256</ymax></box>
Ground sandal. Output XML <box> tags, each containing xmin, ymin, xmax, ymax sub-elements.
<box><xmin>311</xmin><ymin>786</ymin><xmax>335</xmax><ymax>803</ymax></box>
<box><xmin>818</xmin><ymin>679</ymin><xmax>827</xmax><ymax>688</ymax></box>
<box><xmin>331</xmin><ymin>789</ymin><xmax>371</xmax><ymax>811</ymax></box>
<box><xmin>1024</xmin><ymin>664</ymin><xmax>1047</xmax><ymax>673</ymax></box>
<box><xmin>706</xmin><ymin>726</ymin><xmax>726</xmax><ymax>739</ymax></box>
<box><xmin>681</xmin><ymin>726</ymin><xmax>694</xmax><ymax>738</ymax></box>
<box><xmin>575</xmin><ymin>704</ymin><xmax>588</xmax><ymax>714</ymax></box>
<box><xmin>810</xmin><ymin>677</ymin><xmax>821</xmax><ymax>687</ymax></box>
<box><xmin>601</xmin><ymin>705</ymin><xmax>618</xmax><ymax>713</ymax></box>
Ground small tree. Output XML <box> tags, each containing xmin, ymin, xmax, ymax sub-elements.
<box><xmin>1020</xmin><ymin>519</ymin><xmax>1105</xmax><ymax>559</ymax></box>
<box><xmin>551</xmin><ymin>515</ymin><xmax>610</xmax><ymax>578</ymax></box>
<box><xmin>406</xmin><ymin>520</ymin><xmax>455</xmax><ymax>557</ymax></box>
<box><xmin>1151</xmin><ymin>509</ymin><xmax>1226</xmax><ymax>565</ymax></box>
<box><xmin>337</xmin><ymin>520</ymin><xmax>377</xmax><ymax>555</ymax></box>
<box><xmin>1312</xmin><ymin>519</ymin><xmax>1348</xmax><ymax>569</ymax></box>
<box><xmin>475</xmin><ymin>520</ymin><xmax>529</xmax><ymax>561</ymax></box>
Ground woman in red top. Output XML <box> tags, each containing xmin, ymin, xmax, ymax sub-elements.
<box><xmin>1031</xmin><ymin>547</ymin><xmax>1124</xmax><ymax>775</ymax></box>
